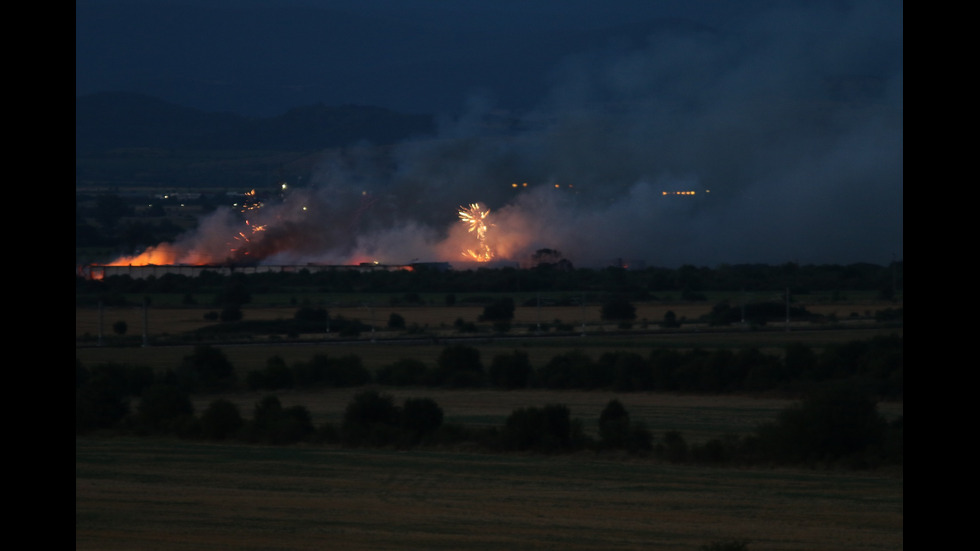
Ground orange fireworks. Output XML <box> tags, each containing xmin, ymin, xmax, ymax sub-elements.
<box><xmin>459</xmin><ymin>203</ymin><xmax>493</xmax><ymax>262</ymax></box>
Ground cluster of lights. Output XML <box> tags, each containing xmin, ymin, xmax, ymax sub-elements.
<box><xmin>510</xmin><ymin>182</ymin><xmax>575</xmax><ymax>190</ymax></box>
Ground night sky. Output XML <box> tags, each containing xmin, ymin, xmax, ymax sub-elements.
<box><xmin>77</xmin><ymin>0</ymin><xmax>903</xmax><ymax>268</ymax></box>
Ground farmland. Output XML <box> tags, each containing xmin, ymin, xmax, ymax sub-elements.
<box><xmin>76</xmin><ymin>275</ymin><xmax>902</xmax><ymax>550</ymax></box>
<box><xmin>77</xmin><ymin>435</ymin><xmax>903</xmax><ymax>551</ymax></box>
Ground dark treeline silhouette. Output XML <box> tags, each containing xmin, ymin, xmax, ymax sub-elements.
<box><xmin>76</xmin><ymin>261</ymin><xmax>903</xmax><ymax>302</ymax></box>
<box><xmin>76</xmin><ymin>92</ymin><xmax>436</xmax><ymax>155</ymax></box>
<box><xmin>77</xmin><ymin>350</ymin><xmax>902</xmax><ymax>470</ymax></box>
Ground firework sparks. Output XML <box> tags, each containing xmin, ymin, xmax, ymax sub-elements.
<box><xmin>458</xmin><ymin>203</ymin><xmax>494</xmax><ymax>262</ymax></box>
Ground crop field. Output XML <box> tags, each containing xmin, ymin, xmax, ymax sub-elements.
<box><xmin>76</xmin><ymin>435</ymin><xmax>903</xmax><ymax>551</ymax></box>
<box><xmin>76</xmin><ymin>297</ymin><xmax>902</xmax><ymax>550</ymax></box>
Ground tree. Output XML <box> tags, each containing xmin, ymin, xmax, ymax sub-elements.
<box><xmin>489</xmin><ymin>350</ymin><xmax>532</xmax><ymax>389</ymax></box>
<box><xmin>754</xmin><ymin>385</ymin><xmax>888</xmax><ymax>466</ymax></box>
<box><xmin>598</xmin><ymin>399</ymin><xmax>631</xmax><ymax>450</ymax></box>
<box><xmin>387</xmin><ymin>312</ymin><xmax>406</xmax><ymax>330</ymax></box>
<box><xmin>175</xmin><ymin>345</ymin><xmax>236</xmax><ymax>392</ymax></box>
<box><xmin>661</xmin><ymin>310</ymin><xmax>681</xmax><ymax>328</ymax></box>
<box><xmin>601</xmin><ymin>297</ymin><xmax>636</xmax><ymax>322</ymax></box>
<box><xmin>597</xmin><ymin>399</ymin><xmax>652</xmax><ymax>453</ymax></box>
<box><xmin>246</xmin><ymin>395</ymin><xmax>314</xmax><ymax>445</ymax></box>
<box><xmin>199</xmin><ymin>399</ymin><xmax>244</xmax><ymax>440</ymax></box>
<box><xmin>500</xmin><ymin>404</ymin><xmax>581</xmax><ymax>453</ymax></box>
<box><xmin>342</xmin><ymin>390</ymin><xmax>401</xmax><ymax>446</ymax></box>
<box><xmin>400</xmin><ymin>397</ymin><xmax>444</xmax><ymax>445</ymax></box>
<box><xmin>432</xmin><ymin>344</ymin><xmax>484</xmax><ymax>387</ymax></box>
<box><xmin>479</xmin><ymin>297</ymin><xmax>515</xmax><ymax>322</ymax></box>
<box><xmin>137</xmin><ymin>384</ymin><xmax>195</xmax><ymax>434</ymax></box>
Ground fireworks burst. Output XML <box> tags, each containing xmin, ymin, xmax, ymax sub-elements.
<box><xmin>458</xmin><ymin>203</ymin><xmax>494</xmax><ymax>262</ymax></box>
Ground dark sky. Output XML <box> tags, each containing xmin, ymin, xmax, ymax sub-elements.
<box><xmin>78</xmin><ymin>0</ymin><xmax>903</xmax><ymax>268</ymax></box>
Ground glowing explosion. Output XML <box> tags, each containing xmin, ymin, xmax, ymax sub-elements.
<box><xmin>458</xmin><ymin>203</ymin><xmax>494</xmax><ymax>262</ymax></box>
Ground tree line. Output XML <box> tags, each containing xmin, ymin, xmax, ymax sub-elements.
<box><xmin>76</xmin><ymin>362</ymin><xmax>901</xmax><ymax>471</ymax></box>
<box><xmin>77</xmin><ymin>335</ymin><xmax>902</xmax><ymax>469</ymax></box>
<box><xmin>76</xmin><ymin>260</ymin><xmax>903</xmax><ymax>301</ymax></box>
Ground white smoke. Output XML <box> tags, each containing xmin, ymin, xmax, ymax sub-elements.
<box><xmin>150</xmin><ymin>0</ymin><xmax>902</xmax><ymax>269</ymax></box>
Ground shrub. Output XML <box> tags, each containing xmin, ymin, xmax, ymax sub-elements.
<box><xmin>600</xmin><ymin>297</ymin><xmax>636</xmax><ymax>321</ymax></box>
<box><xmin>400</xmin><ymin>397</ymin><xmax>444</xmax><ymax>445</ymax></box>
<box><xmin>754</xmin><ymin>385</ymin><xmax>889</xmax><ymax>466</ymax></box>
<box><xmin>500</xmin><ymin>404</ymin><xmax>583</xmax><ymax>453</ymax></box>
<box><xmin>432</xmin><ymin>345</ymin><xmax>484</xmax><ymax>387</ymax></box>
<box><xmin>489</xmin><ymin>350</ymin><xmax>532</xmax><ymax>389</ymax></box>
<box><xmin>598</xmin><ymin>399</ymin><xmax>631</xmax><ymax>449</ymax></box>
<box><xmin>479</xmin><ymin>297</ymin><xmax>515</xmax><ymax>322</ymax></box>
<box><xmin>136</xmin><ymin>384</ymin><xmax>194</xmax><ymax>434</ymax></box>
<box><xmin>376</xmin><ymin>358</ymin><xmax>429</xmax><ymax>386</ymax></box>
<box><xmin>342</xmin><ymin>390</ymin><xmax>401</xmax><ymax>447</ymax></box>
<box><xmin>658</xmin><ymin>430</ymin><xmax>689</xmax><ymax>463</ymax></box>
<box><xmin>387</xmin><ymin>312</ymin><xmax>406</xmax><ymax>330</ymax></box>
<box><xmin>175</xmin><ymin>345</ymin><xmax>237</xmax><ymax>392</ymax></box>
<box><xmin>199</xmin><ymin>399</ymin><xmax>244</xmax><ymax>440</ymax></box>
<box><xmin>245</xmin><ymin>395</ymin><xmax>314</xmax><ymax>445</ymax></box>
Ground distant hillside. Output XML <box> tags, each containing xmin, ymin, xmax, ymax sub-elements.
<box><xmin>76</xmin><ymin>92</ymin><xmax>436</xmax><ymax>155</ymax></box>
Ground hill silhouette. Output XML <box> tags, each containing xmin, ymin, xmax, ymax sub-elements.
<box><xmin>76</xmin><ymin>92</ymin><xmax>436</xmax><ymax>156</ymax></box>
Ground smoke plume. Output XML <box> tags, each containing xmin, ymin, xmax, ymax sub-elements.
<box><xmin>116</xmin><ymin>0</ymin><xmax>903</xmax><ymax>269</ymax></box>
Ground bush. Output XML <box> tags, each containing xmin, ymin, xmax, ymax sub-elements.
<box><xmin>754</xmin><ymin>385</ymin><xmax>889</xmax><ymax>466</ymax></box>
<box><xmin>175</xmin><ymin>345</ymin><xmax>237</xmax><ymax>393</ymax></box>
<box><xmin>400</xmin><ymin>397</ymin><xmax>444</xmax><ymax>445</ymax></box>
<box><xmin>500</xmin><ymin>404</ymin><xmax>584</xmax><ymax>453</ymax></box>
<box><xmin>658</xmin><ymin>430</ymin><xmax>689</xmax><ymax>463</ymax></box>
<box><xmin>432</xmin><ymin>345</ymin><xmax>484</xmax><ymax>387</ymax></box>
<box><xmin>136</xmin><ymin>384</ymin><xmax>194</xmax><ymax>434</ymax></box>
<box><xmin>598</xmin><ymin>399</ymin><xmax>630</xmax><ymax>449</ymax></box>
<box><xmin>342</xmin><ymin>390</ymin><xmax>401</xmax><ymax>447</ymax></box>
<box><xmin>479</xmin><ymin>297</ymin><xmax>515</xmax><ymax>322</ymax></box>
<box><xmin>598</xmin><ymin>400</ymin><xmax>652</xmax><ymax>454</ymax></box>
<box><xmin>376</xmin><ymin>358</ymin><xmax>429</xmax><ymax>386</ymax></box>
<box><xmin>489</xmin><ymin>350</ymin><xmax>532</xmax><ymax>389</ymax></box>
<box><xmin>245</xmin><ymin>395</ymin><xmax>314</xmax><ymax>445</ymax></box>
<box><xmin>387</xmin><ymin>312</ymin><xmax>406</xmax><ymax>330</ymax></box>
<box><xmin>291</xmin><ymin>354</ymin><xmax>371</xmax><ymax>388</ymax></box>
<box><xmin>219</xmin><ymin>305</ymin><xmax>243</xmax><ymax>322</ymax></box>
<box><xmin>600</xmin><ymin>297</ymin><xmax>636</xmax><ymax>321</ymax></box>
<box><xmin>246</xmin><ymin>356</ymin><xmax>293</xmax><ymax>390</ymax></box>
<box><xmin>199</xmin><ymin>399</ymin><xmax>244</xmax><ymax>440</ymax></box>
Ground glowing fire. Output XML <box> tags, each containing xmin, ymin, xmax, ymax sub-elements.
<box><xmin>106</xmin><ymin>189</ymin><xmax>274</xmax><ymax>267</ymax></box>
<box><xmin>458</xmin><ymin>202</ymin><xmax>494</xmax><ymax>262</ymax></box>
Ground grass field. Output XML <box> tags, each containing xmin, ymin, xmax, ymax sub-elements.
<box><xmin>76</xmin><ymin>299</ymin><xmax>902</xmax><ymax>550</ymax></box>
<box><xmin>76</xmin><ymin>436</ymin><xmax>903</xmax><ymax>551</ymax></box>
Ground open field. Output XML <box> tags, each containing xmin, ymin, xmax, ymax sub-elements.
<box><xmin>77</xmin><ymin>436</ymin><xmax>903</xmax><ymax>551</ymax></box>
<box><xmin>77</xmin><ymin>296</ymin><xmax>903</xmax><ymax>550</ymax></box>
